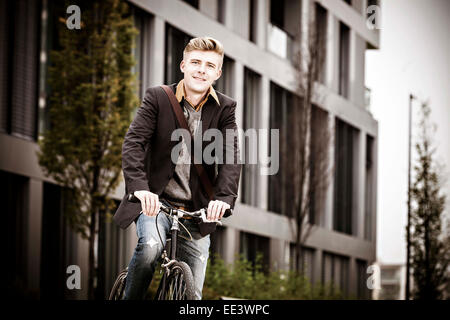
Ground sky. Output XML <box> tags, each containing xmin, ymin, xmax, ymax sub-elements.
<box><xmin>365</xmin><ymin>0</ymin><xmax>450</xmax><ymax>265</ymax></box>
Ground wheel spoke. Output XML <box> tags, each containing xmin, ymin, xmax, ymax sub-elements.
<box><xmin>157</xmin><ymin>264</ymin><xmax>192</xmax><ymax>300</ymax></box>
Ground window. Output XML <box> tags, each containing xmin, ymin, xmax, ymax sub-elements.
<box><xmin>2</xmin><ymin>170</ymin><xmax>29</xmax><ymax>296</ymax></box>
<box><xmin>356</xmin><ymin>259</ymin><xmax>370</xmax><ymax>299</ymax></box>
<box><xmin>214</xmin><ymin>56</ymin><xmax>234</xmax><ymax>96</ymax></box>
<box><xmin>1</xmin><ymin>0</ymin><xmax>40</xmax><ymax>140</ymax></box>
<box><xmin>217</xmin><ymin>0</ymin><xmax>226</xmax><ymax>24</ymax></box>
<box><xmin>338</xmin><ymin>22</ymin><xmax>350</xmax><ymax>98</ymax></box>
<box><xmin>132</xmin><ymin>6</ymin><xmax>152</xmax><ymax>100</ymax></box>
<box><xmin>249</xmin><ymin>0</ymin><xmax>257</xmax><ymax>43</ymax></box>
<box><xmin>241</xmin><ymin>67</ymin><xmax>261</xmax><ymax>207</ymax></box>
<box><xmin>268</xmin><ymin>0</ymin><xmax>300</xmax><ymax>62</ymax></box>
<box><xmin>181</xmin><ymin>0</ymin><xmax>199</xmax><ymax>9</ymax></box>
<box><xmin>333</xmin><ymin>118</ymin><xmax>360</xmax><ymax>235</ymax></box>
<box><xmin>289</xmin><ymin>244</ymin><xmax>315</xmax><ymax>281</ymax></box>
<box><xmin>40</xmin><ymin>182</ymin><xmax>71</xmax><ymax>299</ymax></box>
<box><xmin>0</xmin><ymin>0</ymin><xmax>8</xmax><ymax>132</ymax></box>
<box><xmin>314</xmin><ymin>3</ymin><xmax>327</xmax><ymax>84</ymax></box>
<box><xmin>365</xmin><ymin>135</ymin><xmax>375</xmax><ymax>240</ymax></box>
<box><xmin>240</xmin><ymin>231</ymin><xmax>270</xmax><ymax>272</ymax></box>
<box><xmin>322</xmin><ymin>252</ymin><xmax>349</xmax><ymax>296</ymax></box>
<box><xmin>270</xmin><ymin>0</ymin><xmax>285</xmax><ymax>30</ymax></box>
<box><xmin>165</xmin><ymin>24</ymin><xmax>191</xmax><ymax>85</ymax></box>
<box><xmin>309</xmin><ymin>105</ymin><xmax>330</xmax><ymax>226</ymax></box>
<box><xmin>268</xmin><ymin>82</ymin><xmax>300</xmax><ymax>216</ymax></box>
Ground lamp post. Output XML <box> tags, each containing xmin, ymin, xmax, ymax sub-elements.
<box><xmin>406</xmin><ymin>93</ymin><xmax>416</xmax><ymax>300</ymax></box>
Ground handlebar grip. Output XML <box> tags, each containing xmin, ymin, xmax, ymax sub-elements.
<box><xmin>223</xmin><ymin>208</ymin><xmax>233</xmax><ymax>218</ymax></box>
<box><xmin>127</xmin><ymin>193</ymin><xmax>140</xmax><ymax>203</ymax></box>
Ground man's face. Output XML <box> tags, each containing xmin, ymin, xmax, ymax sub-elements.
<box><xmin>180</xmin><ymin>50</ymin><xmax>222</xmax><ymax>94</ymax></box>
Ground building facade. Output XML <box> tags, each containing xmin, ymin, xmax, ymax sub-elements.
<box><xmin>1</xmin><ymin>0</ymin><xmax>379</xmax><ymax>299</ymax></box>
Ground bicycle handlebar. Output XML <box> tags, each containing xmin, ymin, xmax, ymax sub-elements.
<box><xmin>127</xmin><ymin>193</ymin><xmax>232</xmax><ymax>223</ymax></box>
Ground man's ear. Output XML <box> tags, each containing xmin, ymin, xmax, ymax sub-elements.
<box><xmin>180</xmin><ymin>60</ymin><xmax>185</xmax><ymax>73</ymax></box>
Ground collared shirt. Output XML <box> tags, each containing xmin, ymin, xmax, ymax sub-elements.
<box><xmin>175</xmin><ymin>79</ymin><xmax>220</xmax><ymax>112</ymax></box>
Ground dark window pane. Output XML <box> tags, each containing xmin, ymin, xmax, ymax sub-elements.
<box><xmin>333</xmin><ymin>118</ymin><xmax>359</xmax><ymax>235</ymax></box>
<box><xmin>242</xmin><ymin>67</ymin><xmax>260</xmax><ymax>206</ymax></box>
<box><xmin>239</xmin><ymin>231</ymin><xmax>270</xmax><ymax>272</ymax></box>
<box><xmin>270</xmin><ymin>0</ymin><xmax>285</xmax><ymax>30</ymax></box>
<box><xmin>338</xmin><ymin>22</ymin><xmax>350</xmax><ymax>98</ymax></box>
<box><xmin>2</xmin><ymin>170</ymin><xmax>28</xmax><ymax>296</ymax></box>
<box><xmin>165</xmin><ymin>24</ymin><xmax>191</xmax><ymax>85</ymax></box>
<box><xmin>214</xmin><ymin>56</ymin><xmax>233</xmax><ymax>96</ymax></box>
<box><xmin>181</xmin><ymin>0</ymin><xmax>199</xmax><ymax>9</ymax></box>
<box><xmin>268</xmin><ymin>82</ymin><xmax>300</xmax><ymax>216</ymax></box>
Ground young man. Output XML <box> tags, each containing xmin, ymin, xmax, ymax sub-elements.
<box><xmin>113</xmin><ymin>37</ymin><xmax>241</xmax><ymax>300</ymax></box>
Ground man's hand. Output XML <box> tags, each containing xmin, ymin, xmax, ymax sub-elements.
<box><xmin>207</xmin><ymin>200</ymin><xmax>230</xmax><ymax>221</ymax></box>
<box><xmin>134</xmin><ymin>190</ymin><xmax>160</xmax><ymax>216</ymax></box>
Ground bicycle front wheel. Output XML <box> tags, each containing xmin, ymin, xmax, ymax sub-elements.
<box><xmin>156</xmin><ymin>261</ymin><xmax>195</xmax><ymax>300</ymax></box>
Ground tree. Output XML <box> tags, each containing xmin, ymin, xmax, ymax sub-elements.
<box><xmin>287</xmin><ymin>5</ymin><xmax>332</xmax><ymax>273</ymax></box>
<box><xmin>410</xmin><ymin>102</ymin><xmax>449</xmax><ymax>299</ymax></box>
<box><xmin>37</xmin><ymin>0</ymin><xmax>138</xmax><ymax>299</ymax></box>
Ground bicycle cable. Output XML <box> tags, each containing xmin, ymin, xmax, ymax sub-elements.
<box><xmin>155</xmin><ymin>208</ymin><xmax>194</xmax><ymax>251</ymax></box>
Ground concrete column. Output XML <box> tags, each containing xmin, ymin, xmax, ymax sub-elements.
<box><xmin>254</xmin><ymin>0</ymin><xmax>269</xmax><ymax>49</ymax></box>
<box><xmin>26</xmin><ymin>178</ymin><xmax>43</xmax><ymax>293</ymax></box>
<box><xmin>269</xmin><ymin>238</ymin><xmax>288</xmax><ymax>271</ymax></box>
<box><xmin>140</xmin><ymin>14</ymin><xmax>153</xmax><ymax>91</ymax></box>
<box><xmin>149</xmin><ymin>16</ymin><xmax>166</xmax><ymax>87</ymax></box>
<box><xmin>224</xmin><ymin>0</ymin><xmax>250</xmax><ymax>40</ymax></box>
<box><xmin>326</xmin><ymin>14</ymin><xmax>339</xmax><ymax>93</ymax></box>
<box><xmin>349</xmin><ymin>30</ymin><xmax>366</xmax><ymax>107</ymax></box>
<box><xmin>324</xmin><ymin>115</ymin><xmax>335</xmax><ymax>230</ymax></box>
<box><xmin>199</xmin><ymin>0</ymin><xmax>219</xmax><ymax>20</ymax></box>
<box><xmin>352</xmin><ymin>0</ymin><xmax>364</xmax><ymax>14</ymax></box>
<box><xmin>233</xmin><ymin>61</ymin><xmax>245</xmax><ymax>204</ymax></box>
<box><xmin>313</xmin><ymin>248</ymin><xmax>323</xmax><ymax>285</ymax></box>
<box><xmin>258</xmin><ymin>76</ymin><xmax>270</xmax><ymax>211</ymax></box>
<box><xmin>222</xmin><ymin>226</ymin><xmax>239</xmax><ymax>265</ymax></box>
<box><xmin>356</xmin><ymin>131</ymin><xmax>367</xmax><ymax>239</ymax></box>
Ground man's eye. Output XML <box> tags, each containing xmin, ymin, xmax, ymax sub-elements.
<box><xmin>192</xmin><ymin>61</ymin><xmax>198</xmax><ymax>64</ymax></box>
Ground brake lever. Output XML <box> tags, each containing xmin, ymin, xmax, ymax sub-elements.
<box><xmin>197</xmin><ymin>209</ymin><xmax>222</xmax><ymax>226</ymax></box>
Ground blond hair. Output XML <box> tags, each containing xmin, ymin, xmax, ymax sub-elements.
<box><xmin>183</xmin><ymin>36</ymin><xmax>224</xmax><ymax>69</ymax></box>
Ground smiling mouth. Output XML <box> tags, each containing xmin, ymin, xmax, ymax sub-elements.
<box><xmin>193</xmin><ymin>76</ymin><xmax>206</xmax><ymax>81</ymax></box>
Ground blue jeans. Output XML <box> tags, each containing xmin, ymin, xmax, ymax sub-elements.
<box><xmin>123</xmin><ymin>212</ymin><xmax>210</xmax><ymax>300</ymax></box>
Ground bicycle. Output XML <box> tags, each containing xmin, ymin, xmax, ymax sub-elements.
<box><xmin>108</xmin><ymin>194</ymin><xmax>232</xmax><ymax>300</ymax></box>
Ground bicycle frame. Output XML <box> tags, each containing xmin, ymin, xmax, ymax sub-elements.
<box><xmin>156</xmin><ymin>209</ymin><xmax>189</xmax><ymax>298</ymax></box>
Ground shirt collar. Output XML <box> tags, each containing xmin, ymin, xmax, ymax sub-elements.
<box><xmin>175</xmin><ymin>79</ymin><xmax>220</xmax><ymax>109</ymax></box>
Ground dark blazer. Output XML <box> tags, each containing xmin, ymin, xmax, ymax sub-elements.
<box><xmin>113</xmin><ymin>83</ymin><xmax>241</xmax><ymax>230</ymax></box>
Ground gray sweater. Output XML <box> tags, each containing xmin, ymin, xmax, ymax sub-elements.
<box><xmin>162</xmin><ymin>99</ymin><xmax>202</xmax><ymax>206</ymax></box>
